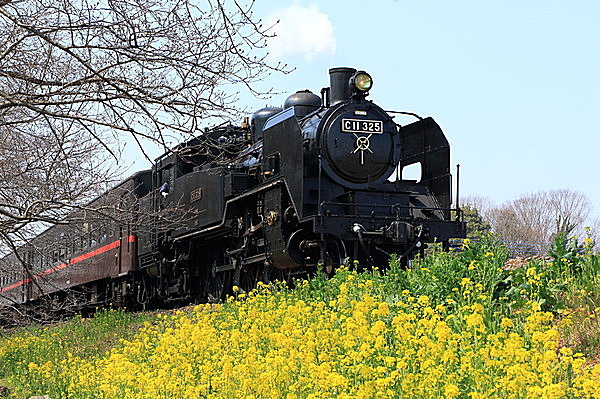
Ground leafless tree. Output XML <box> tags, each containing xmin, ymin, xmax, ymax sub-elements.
<box><xmin>0</xmin><ymin>0</ymin><xmax>284</xmax><ymax>236</ymax></box>
<box><xmin>546</xmin><ymin>189</ymin><xmax>591</xmax><ymax>237</ymax></box>
<box><xmin>0</xmin><ymin>0</ymin><xmax>286</xmax><ymax>321</ymax></box>
<box><xmin>1</xmin><ymin>0</ymin><xmax>284</xmax><ymax>149</ymax></box>
<box><xmin>487</xmin><ymin>189</ymin><xmax>592</xmax><ymax>255</ymax></box>
<box><xmin>0</xmin><ymin>124</ymin><xmax>117</xmax><ymax>243</ymax></box>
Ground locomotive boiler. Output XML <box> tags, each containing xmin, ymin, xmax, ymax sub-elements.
<box><xmin>1</xmin><ymin>67</ymin><xmax>466</xmax><ymax>310</ymax></box>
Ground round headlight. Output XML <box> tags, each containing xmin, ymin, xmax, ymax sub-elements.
<box><xmin>353</xmin><ymin>72</ymin><xmax>373</xmax><ymax>92</ymax></box>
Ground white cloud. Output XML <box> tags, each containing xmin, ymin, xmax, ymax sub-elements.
<box><xmin>266</xmin><ymin>4</ymin><xmax>336</xmax><ymax>60</ymax></box>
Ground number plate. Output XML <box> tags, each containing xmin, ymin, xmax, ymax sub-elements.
<box><xmin>341</xmin><ymin>118</ymin><xmax>383</xmax><ymax>134</ymax></box>
<box><xmin>190</xmin><ymin>187</ymin><xmax>203</xmax><ymax>202</ymax></box>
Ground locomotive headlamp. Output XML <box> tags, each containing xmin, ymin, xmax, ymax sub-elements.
<box><xmin>351</xmin><ymin>71</ymin><xmax>373</xmax><ymax>92</ymax></box>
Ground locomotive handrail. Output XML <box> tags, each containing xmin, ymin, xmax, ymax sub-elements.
<box><xmin>385</xmin><ymin>109</ymin><xmax>424</xmax><ymax>121</ymax></box>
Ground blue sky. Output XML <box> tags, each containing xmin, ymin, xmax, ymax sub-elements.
<box><xmin>126</xmin><ymin>1</ymin><xmax>600</xmax><ymax>222</ymax></box>
<box><xmin>239</xmin><ymin>0</ymin><xmax>600</xmax><ymax>220</ymax></box>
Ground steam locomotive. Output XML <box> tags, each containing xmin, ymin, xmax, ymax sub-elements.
<box><xmin>0</xmin><ymin>67</ymin><xmax>466</xmax><ymax>309</ymax></box>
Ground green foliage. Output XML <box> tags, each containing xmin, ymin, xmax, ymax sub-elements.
<box><xmin>549</xmin><ymin>232</ymin><xmax>581</xmax><ymax>272</ymax></box>
<box><xmin>461</xmin><ymin>205</ymin><xmax>492</xmax><ymax>239</ymax></box>
<box><xmin>394</xmin><ymin>236</ymin><xmax>508</xmax><ymax>312</ymax></box>
<box><xmin>495</xmin><ymin>256</ymin><xmax>567</xmax><ymax>314</ymax></box>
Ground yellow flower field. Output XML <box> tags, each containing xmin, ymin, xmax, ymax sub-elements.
<box><xmin>2</xmin><ymin>236</ymin><xmax>600</xmax><ymax>398</ymax></box>
<box><xmin>3</xmin><ymin>271</ymin><xmax>597</xmax><ymax>398</ymax></box>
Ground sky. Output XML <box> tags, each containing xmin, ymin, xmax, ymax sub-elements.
<box><xmin>233</xmin><ymin>0</ymin><xmax>600</xmax><ymax>221</ymax></box>
<box><xmin>128</xmin><ymin>0</ymin><xmax>600</xmax><ymax>221</ymax></box>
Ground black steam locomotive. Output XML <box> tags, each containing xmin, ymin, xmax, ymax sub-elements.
<box><xmin>0</xmin><ymin>67</ymin><xmax>465</xmax><ymax>309</ymax></box>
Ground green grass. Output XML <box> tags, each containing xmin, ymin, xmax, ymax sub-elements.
<box><xmin>0</xmin><ymin>309</ymin><xmax>158</xmax><ymax>398</ymax></box>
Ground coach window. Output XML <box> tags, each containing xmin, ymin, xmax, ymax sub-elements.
<box><xmin>26</xmin><ymin>250</ymin><xmax>34</xmax><ymax>269</ymax></box>
<box><xmin>90</xmin><ymin>227</ymin><xmax>98</xmax><ymax>247</ymax></box>
<box><xmin>59</xmin><ymin>233</ymin><xmax>67</xmax><ymax>259</ymax></box>
<box><xmin>81</xmin><ymin>222</ymin><xmax>89</xmax><ymax>249</ymax></box>
<box><xmin>66</xmin><ymin>242</ymin><xmax>72</xmax><ymax>258</ymax></box>
<box><xmin>98</xmin><ymin>223</ymin><xmax>106</xmax><ymax>243</ymax></box>
<box><xmin>108</xmin><ymin>220</ymin><xmax>115</xmax><ymax>238</ymax></box>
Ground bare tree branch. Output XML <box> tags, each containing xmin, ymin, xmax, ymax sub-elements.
<box><xmin>1</xmin><ymin>1</ymin><xmax>288</xmax><ymax>318</ymax></box>
<box><xmin>486</xmin><ymin>189</ymin><xmax>592</xmax><ymax>255</ymax></box>
<box><xmin>0</xmin><ymin>0</ymin><xmax>287</xmax><ymax>156</ymax></box>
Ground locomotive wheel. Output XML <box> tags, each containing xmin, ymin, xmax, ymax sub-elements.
<box><xmin>324</xmin><ymin>238</ymin><xmax>345</xmax><ymax>276</ymax></box>
<box><xmin>208</xmin><ymin>266</ymin><xmax>232</xmax><ymax>303</ymax></box>
<box><xmin>240</xmin><ymin>265</ymin><xmax>262</xmax><ymax>293</ymax></box>
<box><xmin>265</xmin><ymin>266</ymin><xmax>289</xmax><ymax>285</ymax></box>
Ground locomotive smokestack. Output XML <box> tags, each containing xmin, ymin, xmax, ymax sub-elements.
<box><xmin>329</xmin><ymin>67</ymin><xmax>356</xmax><ymax>105</ymax></box>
